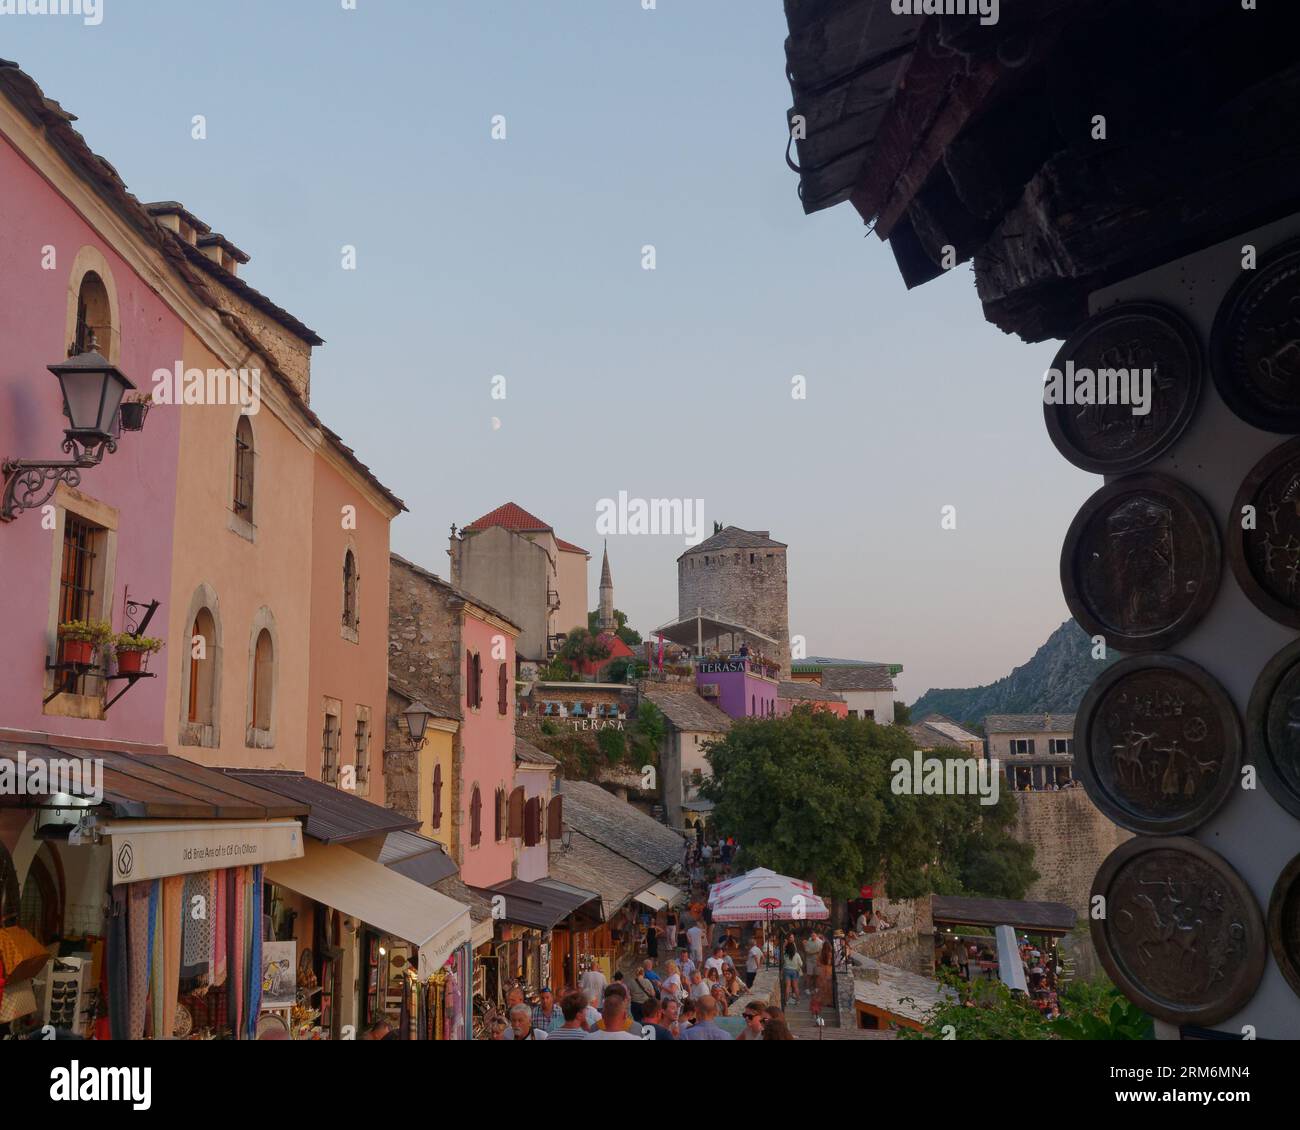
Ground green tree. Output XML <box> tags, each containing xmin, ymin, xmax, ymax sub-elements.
<box><xmin>893</xmin><ymin>700</ymin><xmax>913</xmax><ymax>726</ymax></box>
<box><xmin>700</xmin><ymin>710</ymin><xmax>1036</xmax><ymax>900</ymax></box>
<box><xmin>556</xmin><ymin>629</ymin><xmax>611</xmax><ymax>674</ymax></box>
<box><xmin>597</xmin><ymin>726</ymin><xmax>626</xmax><ymax>765</ymax></box>
<box><xmin>588</xmin><ymin>608</ymin><xmax>642</xmax><ymax>646</ymax></box>
<box><xmin>629</xmin><ymin>700</ymin><xmax>665</xmax><ymax>767</ymax></box>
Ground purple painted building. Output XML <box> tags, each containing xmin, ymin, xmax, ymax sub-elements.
<box><xmin>695</xmin><ymin>658</ymin><xmax>778</xmax><ymax>721</ymax></box>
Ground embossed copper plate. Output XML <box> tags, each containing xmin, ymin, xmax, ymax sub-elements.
<box><xmin>1074</xmin><ymin>655</ymin><xmax>1241</xmax><ymax>834</ymax></box>
<box><xmin>1245</xmin><ymin>636</ymin><xmax>1300</xmax><ymax>822</ymax></box>
<box><xmin>1061</xmin><ymin>474</ymin><xmax>1221</xmax><ymax>652</ymax></box>
<box><xmin>1211</xmin><ymin>239</ymin><xmax>1300</xmax><ymax>433</ymax></box>
<box><xmin>1267</xmin><ymin>853</ymin><xmax>1300</xmax><ymax>1002</ymax></box>
<box><xmin>1044</xmin><ymin>303</ymin><xmax>1203</xmax><ymax>474</ymax></box>
<box><xmin>1229</xmin><ymin>437</ymin><xmax>1300</xmax><ymax>629</ymax></box>
<box><xmin>1092</xmin><ymin>837</ymin><xmax>1265</xmax><ymax>1027</ymax></box>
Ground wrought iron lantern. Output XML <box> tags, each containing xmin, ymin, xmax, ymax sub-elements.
<box><xmin>399</xmin><ymin>701</ymin><xmax>434</xmax><ymax>748</ymax></box>
<box><xmin>1</xmin><ymin>339</ymin><xmax>138</xmax><ymax>521</ymax></box>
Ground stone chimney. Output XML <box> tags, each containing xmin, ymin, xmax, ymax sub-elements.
<box><xmin>196</xmin><ymin>233</ymin><xmax>250</xmax><ymax>277</ymax></box>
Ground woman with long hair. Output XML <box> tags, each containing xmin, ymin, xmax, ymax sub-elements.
<box><xmin>781</xmin><ymin>939</ymin><xmax>803</xmax><ymax>1002</ymax></box>
<box><xmin>762</xmin><ymin>1015</ymin><xmax>796</xmax><ymax>1040</ymax></box>
<box><xmin>816</xmin><ymin>932</ymin><xmax>834</xmax><ymax>1009</ymax></box>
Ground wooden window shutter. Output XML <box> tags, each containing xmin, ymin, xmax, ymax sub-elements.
<box><xmin>524</xmin><ymin>797</ymin><xmax>540</xmax><ymax>847</ymax></box>
<box><xmin>432</xmin><ymin>763</ymin><xmax>443</xmax><ymax>831</ymax></box>
<box><xmin>466</xmin><ymin>650</ymin><xmax>473</xmax><ymax>708</ymax></box>
<box><xmin>498</xmin><ymin>662</ymin><xmax>508</xmax><ymax>715</ymax></box>
<box><xmin>494</xmin><ymin>787</ymin><xmax>505</xmax><ymax>841</ymax></box>
<box><xmin>469</xmin><ymin>786</ymin><xmax>482</xmax><ymax>847</ymax></box>
<box><xmin>508</xmin><ymin>786</ymin><xmax>525</xmax><ymax>838</ymax></box>
<box><xmin>546</xmin><ymin>795</ymin><xmax>563</xmax><ymax>842</ymax></box>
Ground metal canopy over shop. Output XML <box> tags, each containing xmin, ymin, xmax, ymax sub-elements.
<box><xmin>266</xmin><ymin>841</ymin><xmax>472</xmax><ymax>975</ymax></box>
<box><xmin>473</xmin><ymin>877</ymin><xmax>601</xmax><ymax>931</ymax></box>
<box><xmin>650</xmin><ymin>610</ymin><xmax>779</xmax><ymax>652</ymax></box>
<box><xmin>374</xmin><ymin>830</ymin><xmax>459</xmax><ymax>887</ymax></box>
<box><xmin>0</xmin><ymin>741</ymin><xmax>310</xmax><ymax>821</ymax></box>
<box><xmin>221</xmin><ymin>769</ymin><xmax>416</xmax><ymax>843</ymax></box>
<box><xmin>632</xmin><ymin>880</ymin><xmax>684</xmax><ymax>912</ymax></box>
<box><xmin>931</xmin><ymin>895</ymin><xmax>1076</xmax><ymax>937</ymax></box>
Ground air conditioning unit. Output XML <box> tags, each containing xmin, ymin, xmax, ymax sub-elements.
<box><xmin>700</xmin><ymin>683</ymin><xmax>720</xmax><ymax>697</ymax></box>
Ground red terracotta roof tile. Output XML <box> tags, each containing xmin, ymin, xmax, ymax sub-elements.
<box><xmin>465</xmin><ymin>502</ymin><xmax>552</xmax><ymax>533</ymax></box>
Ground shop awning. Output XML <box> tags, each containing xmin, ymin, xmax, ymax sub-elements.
<box><xmin>373</xmin><ymin>830</ymin><xmax>459</xmax><ymax>887</ymax></box>
<box><xmin>221</xmin><ymin>769</ymin><xmax>417</xmax><ymax>843</ymax></box>
<box><xmin>0</xmin><ymin>742</ymin><xmax>308</xmax><ymax>821</ymax></box>
<box><xmin>931</xmin><ymin>895</ymin><xmax>1077</xmax><ymax>936</ymax></box>
<box><xmin>266</xmin><ymin>841</ymin><xmax>472</xmax><ymax>974</ymax></box>
<box><xmin>472</xmin><ymin>877</ymin><xmax>601</xmax><ymax>931</ymax></box>
<box><xmin>99</xmin><ymin>818</ymin><xmax>304</xmax><ymax>885</ymax></box>
<box><xmin>632</xmin><ymin>880</ymin><xmax>684</xmax><ymax>912</ymax></box>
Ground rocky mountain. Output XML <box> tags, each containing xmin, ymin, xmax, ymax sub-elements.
<box><xmin>910</xmin><ymin>620</ymin><xmax>1114</xmax><ymax>730</ymax></box>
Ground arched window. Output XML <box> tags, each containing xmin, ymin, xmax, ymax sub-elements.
<box><xmin>73</xmin><ymin>271</ymin><xmax>112</xmax><ymax>355</ymax></box>
<box><xmin>432</xmin><ymin>763</ymin><xmax>443</xmax><ymax>832</ymax></box>
<box><xmin>188</xmin><ymin>608</ymin><xmax>218</xmax><ymax>725</ymax></box>
<box><xmin>251</xmin><ymin>629</ymin><xmax>273</xmax><ymax>731</ymax></box>
<box><xmin>342</xmin><ymin>550</ymin><xmax>359</xmax><ymax>630</ymax></box>
<box><xmin>233</xmin><ymin>416</ymin><xmax>255</xmax><ymax>520</ymax></box>
<box><xmin>470</xmin><ymin>786</ymin><xmax>483</xmax><ymax>847</ymax></box>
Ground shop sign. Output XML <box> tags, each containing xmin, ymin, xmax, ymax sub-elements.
<box><xmin>103</xmin><ymin>819</ymin><xmax>304</xmax><ymax>885</ymax></box>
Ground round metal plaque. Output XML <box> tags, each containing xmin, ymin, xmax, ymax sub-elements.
<box><xmin>1245</xmin><ymin>636</ymin><xmax>1300</xmax><ymax>822</ymax></box>
<box><xmin>1092</xmin><ymin>837</ymin><xmax>1265</xmax><ymax>1027</ymax></box>
<box><xmin>1044</xmin><ymin>303</ymin><xmax>1203</xmax><ymax>474</ymax></box>
<box><xmin>1267</xmin><ymin>853</ymin><xmax>1300</xmax><ymax>1002</ymax></box>
<box><xmin>1211</xmin><ymin>239</ymin><xmax>1300</xmax><ymax>433</ymax></box>
<box><xmin>1074</xmin><ymin>655</ymin><xmax>1241</xmax><ymax>834</ymax></box>
<box><xmin>1061</xmin><ymin>474</ymin><xmax>1221</xmax><ymax>652</ymax></box>
<box><xmin>1229</xmin><ymin>437</ymin><xmax>1300</xmax><ymax>629</ymax></box>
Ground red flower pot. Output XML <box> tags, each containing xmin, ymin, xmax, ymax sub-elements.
<box><xmin>116</xmin><ymin>649</ymin><xmax>146</xmax><ymax>675</ymax></box>
<box><xmin>60</xmin><ymin>639</ymin><xmax>95</xmax><ymax>666</ymax></box>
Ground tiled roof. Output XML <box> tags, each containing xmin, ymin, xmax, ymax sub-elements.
<box><xmin>778</xmin><ymin>681</ymin><xmax>846</xmax><ymax>703</ymax></box>
<box><xmin>515</xmin><ymin>737</ymin><xmax>559</xmax><ymax>767</ymax></box>
<box><xmin>919</xmin><ymin>714</ymin><xmax>981</xmax><ymax>744</ymax></box>
<box><xmin>556</xmin><ymin>538</ymin><xmax>589</xmax><ymax>554</ymax></box>
<box><xmin>640</xmin><ymin>687</ymin><xmax>732</xmax><ymax>735</ymax></box>
<box><xmin>984</xmin><ymin>714</ymin><xmax>1076</xmax><ymax>735</ymax></box>
<box><xmin>220</xmin><ymin>769</ymin><xmax>417</xmax><ymax>843</ymax></box>
<box><xmin>465</xmin><ymin>502</ymin><xmax>552</xmax><ymax>533</ymax></box>
<box><xmin>557</xmin><ymin>779</ymin><xmax>685</xmax><ymax>875</ymax></box>
<box><xmin>678</xmin><ymin>526</ymin><xmax>787</xmax><ymax>557</ymax></box>
<box><xmin>907</xmin><ymin>715</ymin><xmax>981</xmax><ymax>751</ymax></box>
<box><xmin>931</xmin><ymin>895</ymin><xmax>1077</xmax><ymax>934</ymax></box>
<box><xmin>821</xmin><ymin>665</ymin><xmax>897</xmax><ymax>692</ymax></box>
<box><xmin>547</xmin><ymin>831</ymin><xmax>657</xmax><ymax>919</ymax></box>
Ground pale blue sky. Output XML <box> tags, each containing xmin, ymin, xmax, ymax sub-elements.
<box><xmin>4</xmin><ymin>0</ymin><xmax>1096</xmax><ymax>701</ymax></box>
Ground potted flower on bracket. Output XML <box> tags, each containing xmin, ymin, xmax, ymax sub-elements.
<box><xmin>57</xmin><ymin>620</ymin><xmax>113</xmax><ymax>666</ymax></box>
<box><xmin>118</xmin><ymin>392</ymin><xmax>152</xmax><ymax>432</ymax></box>
<box><xmin>113</xmin><ymin>632</ymin><xmax>164</xmax><ymax>675</ymax></box>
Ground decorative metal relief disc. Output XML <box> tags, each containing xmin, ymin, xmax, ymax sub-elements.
<box><xmin>1211</xmin><ymin>239</ymin><xmax>1300</xmax><ymax>433</ymax></box>
<box><xmin>1061</xmin><ymin>474</ymin><xmax>1221</xmax><ymax>652</ymax></box>
<box><xmin>1267</xmin><ymin>854</ymin><xmax>1300</xmax><ymax>1002</ymax></box>
<box><xmin>1229</xmin><ymin>437</ymin><xmax>1300</xmax><ymax>629</ymax></box>
<box><xmin>1245</xmin><ymin>636</ymin><xmax>1300</xmax><ymax>822</ymax></box>
<box><xmin>1044</xmin><ymin>303</ymin><xmax>1203</xmax><ymax>474</ymax></box>
<box><xmin>1092</xmin><ymin>837</ymin><xmax>1266</xmax><ymax>1027</ymax></box>
<box><xmin>1074</xmin><ymin>655</ymin><xmax>1241</xmax><ymax>834</ymax></box>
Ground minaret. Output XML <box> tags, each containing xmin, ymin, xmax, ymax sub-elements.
<box><xmin>598</xmin><ymin>542</ymin><xmax>615</xmax><ymax>633</ymax></box>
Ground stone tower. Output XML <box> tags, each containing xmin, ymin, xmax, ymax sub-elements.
<box><xmin>677</xmin><ymin>526</ymin><xmax>790</xmax><ymax>675</ymax></box>
<box><xmin>598</xmin><ymin>542</ymin><xmax>615</xmax><ymax>633</ymax></box>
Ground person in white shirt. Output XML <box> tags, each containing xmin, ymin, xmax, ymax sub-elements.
<box><xmin>686</xmin><ymin>923</ymin><xmax>704</xmax><ymax>966</ymax></box>
<box><xmin>585</xmin><ymin>991</ymin><xmax>642</xmax><ymax>1041</ymax></box>
<box><xmin>688</xmin><ymin>971</ymin><xmax>711</xmax><ymax>1000</ymax></box>
<box><xmin>704</xmin><ymin>946</ymin><xmax>726</xmax><ymax>979</ymax></box>
<box><xmin>659</xmin><ymin>960</ymin><xmax>684</xmax><ymax>1002</ymax></box>
<box><xmin>744</xmin><ymin>942</ymin><xmax>763</xmax><ymax>987</ymax></box>
<box><xmin>579</xmin><ymin>966</ymin><xmax>608</xmax><ymax>1008</ymax></box>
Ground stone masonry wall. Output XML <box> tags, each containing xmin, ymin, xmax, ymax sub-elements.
<box><xmin>677</xmin><ymin>547</ymin><xmax>790</xmax><ymax>674</ymax></box>
<box><xmin>1012</xmin><ymin>788</ymin><xmax>1132</xmax><ymax>917</ymax></box>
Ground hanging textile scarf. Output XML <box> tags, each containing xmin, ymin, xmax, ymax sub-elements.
<box><xmin>127</xmin><ymin>882</ymin><xmax>151</xmax><ymax>1039</ymax></box>
<box><xmin>148</xmin><ymin>880</ymin><xmax>164</xmax><ymax>1038</ymax></box>
<box><xmin>161</xmin><ymin>876</ymin><xmax>184</xmax><ymax>1040</ymax></box>
<box><xmin>213</xmin><ymin>868</ymin><xmax>227</xmax><ymax>988</ymax></box>
<box><xmin>180</xmin><ymin>871</ymin><xmax>212</xmax><ymax>978</ymax></box>
<box><xmin>246</xmin><ymin>865</ymin><xmax>263</xmax><ymax>1039</ymax></box>
<box><xmin>231</xmin><ymin>867</ymin><xmax>245</xmax><ymax>1038</ymax></box>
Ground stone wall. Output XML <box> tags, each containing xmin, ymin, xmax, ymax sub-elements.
<box><xmin>853</xmin><ymin>897</ymin><xmax>933</xmax><ymax>975</ymax></box>
<box><xmin>1012</xmin><ymin>788</ymin><xmax>1132</xmax><ymax>916</ymax></box>
<box><xmin>677</xmin><ymin>546</ymin><xmax>790</xmax><ymax>675</ymax></box>
<box><xmin>383</xmin><ymin>685</ymin><xmax>418</xmax><ymax>823</ymax></box>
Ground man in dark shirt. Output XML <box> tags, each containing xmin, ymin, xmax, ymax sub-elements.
<box><xmin>639</xmin><ymin>997</ymin><xmax>676</xmax><ymax>1041</ymax></box>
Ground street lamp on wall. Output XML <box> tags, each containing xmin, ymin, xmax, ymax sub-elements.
<box><xmin>398</xmin><ymin>701</ymin><xmax>434</xmax><ymax>749</ymax></box>
<box><xmin>1</xmin><ymin>339</ymin><xmax>138</xmax><ymax>522</ymax></box>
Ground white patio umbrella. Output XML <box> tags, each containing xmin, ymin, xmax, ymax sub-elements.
<box><xmin>707</xmin><ymin>867</ymin><xmax>829</xmax><ymax>922</ymax></box>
